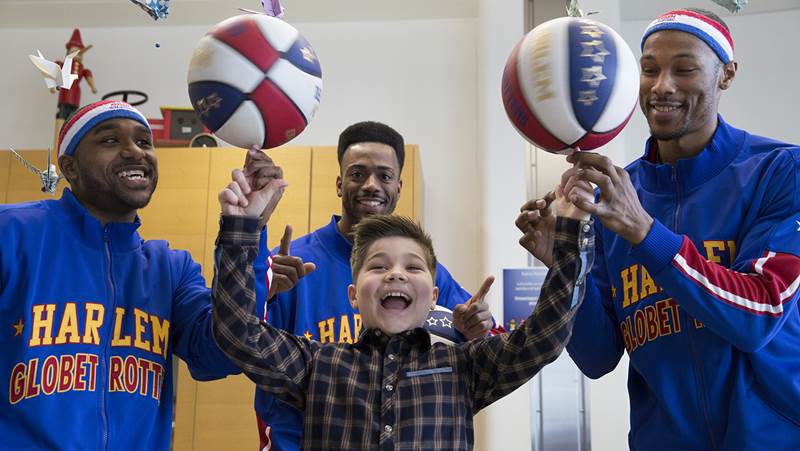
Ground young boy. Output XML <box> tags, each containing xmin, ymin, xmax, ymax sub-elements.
<box><xmin>213</xmin><ymin>174</ymin><xmax>593</xmax><ymax>450</ymax></box>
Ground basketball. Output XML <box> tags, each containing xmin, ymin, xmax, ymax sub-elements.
<box><xmin>426</xmin><ymin>305</ymin><xmax>466</xmax><ymax>346</ymax></box>
<box><xmin>501</xmin><ymin>17</ymin><xmax>638</xmax><ymax>153</ymax></box>
<box><xmin>187</xmin><ymin>14</ymin><xmax>323</xmax><ymax>149</ymax></box>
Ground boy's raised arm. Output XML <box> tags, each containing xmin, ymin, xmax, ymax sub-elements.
<box><xmin>211</xmin><ymin>153</ymin><xmax>317</xmax><ymax>411</ymax></box>
<box><xmin>469</xmin><ymin>182</ymin><xmax>595</xmax><ymax>411</ymax></box>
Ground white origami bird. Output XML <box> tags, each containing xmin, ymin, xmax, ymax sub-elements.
<box><xmin>28</xmin><ymin>49</ymin><xmax>79</xmax><ymax>91</ymax></box>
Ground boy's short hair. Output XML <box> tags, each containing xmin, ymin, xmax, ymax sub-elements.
<box><xmin>350</xmin><ymin>214</ymin><xmax>437</xmax><ymax>281</ymax></box>
<box><xmin>337</xmin><ymin>121</ymin><xmax>405</xmax><ymax>172</ymax></box>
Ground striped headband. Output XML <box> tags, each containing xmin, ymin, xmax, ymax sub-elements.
<box><xmin>641</xmin><ymin>9</ymin><xmax>734</xmax><ymax>64</ymax></box>
<box><xmin>57</xmin><ymin>100</ymin><xmax>151</xmax><ymax>157</ymax></box>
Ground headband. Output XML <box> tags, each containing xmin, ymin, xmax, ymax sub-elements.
<box><xmin>641</xmin><ymin>9</ymin><xmax>734</xmax><ymax>64</ymax></box>
<box><xmin>57</xmin><ymin>100</ymin><xmax>151</xmax><ymax>157</ymax></box>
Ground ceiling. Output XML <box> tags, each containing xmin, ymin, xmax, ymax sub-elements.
<box><xmin>618</xmin><ymin>0</ymin><xmax>800</xmax><ymax>20</ymax></box>
<box><xmin>1</xmin><ymin>0</ymin><xmax>798</xmax><ymax>28</ymax></box>
<box><xmin>0</xmin><ymin>0</ymin><xmax>479</xmax><ymax>28</ymax></box>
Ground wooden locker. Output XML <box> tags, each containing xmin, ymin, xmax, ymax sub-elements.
<box><xmin>137</xmin><ymin>147</ymin><xmax>212</xmax><ymax>271</ymax></box>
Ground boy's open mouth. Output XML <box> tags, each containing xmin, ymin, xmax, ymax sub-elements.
<box><xmin>381</xmin><ymin>291</ymin><xmax>411</xmax><ymax>310</ymax></box>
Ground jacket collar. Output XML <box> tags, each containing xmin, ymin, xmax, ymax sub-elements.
<box><xmin>56</xmin><ymin>189</ymin><xmax>143</xmax><ymax>252</ymax></box>
<box><xmin>316</xmin><ymin>215</ymin><xmax>354</xmax><ymax>264</ymax></box>
<box><xmin>634</xmin><ymin>115</ymin><xmax>746</xmax><ymax>194</ymax></box>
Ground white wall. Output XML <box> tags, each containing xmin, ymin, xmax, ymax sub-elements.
<box><xmin>474</xmin><ymin>0</ymin><xmax>530</xmax><ymax>448</ymax></box>
<box><xmin>0</xmin><ymin>18</ymin><xmax>481</xmax><ymax>293</ymax></box>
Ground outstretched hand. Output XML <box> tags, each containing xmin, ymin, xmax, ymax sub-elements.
<box><xmin>453</xmin><ymin>276</ymin><xmax>495</xmax><ymax>340</ymax></box>
<box><xmin>219</xmin><ymin>163</ymin><xmax>288</xmax><ymax>218</ymax></box>
<box><xmin>564</xmin><ymin>152</ymin><xmax>653</xmax><ymax>245</ymax></box>
<box><xmin>268</xmin><ymin>224</ymin><xmax>317</xmax><ymax>299</ymax></box>
<box><xmin>516</xmin><ymin>192</ymin><xmax>557</xmax><ymax>267</ymax></box>
<box><xmin>243</xmin><ymin>145</ymin><xmax>285</xmax><ymax>225</ymax></box>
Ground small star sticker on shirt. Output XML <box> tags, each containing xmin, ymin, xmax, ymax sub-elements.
<box><xmin>12</xmin><ymin>319</ymin><xmax>24</xmax><ymax>337</ymax></box>
<box><xmin>303</xmin><ymin>330</ymin><xmax>313</xmax><ymax>340</ymax></box>
<box><xmin>426</xmin><ymin>317</ymin><xmax>439</xmax><ymax>327</ymax></box>
<box><xmin>440</xmin><ymin>316</ymin><xmax>453</xmax><ymax>328</ymax></box>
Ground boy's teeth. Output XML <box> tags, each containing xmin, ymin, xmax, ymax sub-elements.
<box><xmin>382</xmin><ymin>291</ymin><xmax>409</xmax><ymax>301</ymax></box>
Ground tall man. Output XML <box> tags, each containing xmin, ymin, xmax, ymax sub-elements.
<box><xmin>0</xmin><ymin>100</ymin><xmax>284</xmax><ymax>449</ymax></box>
<box><xmin>518</xmin><ymin>8</ymin><xmax>800</xmax><ymax>450</ymax></box>
<box><xmin>253</xmin><ymin>121</ymin><xmax>498</xmax><ymax>450</ymax></box>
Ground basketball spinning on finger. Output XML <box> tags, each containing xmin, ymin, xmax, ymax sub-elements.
<box><xmin>502</xmin><ymin>17</ymin><xmax>638</xmax><ymax>153</ymax></box>
<box><xmin>187</xmin><ymin>14</ymin><xmax>323</xmax><ymax>149</ymax></box>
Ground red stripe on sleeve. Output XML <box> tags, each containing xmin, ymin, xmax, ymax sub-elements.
<box><xmin>672</xmin><ymin>237</ymin><xmax>800</xmax><ymax>316</ymax></box>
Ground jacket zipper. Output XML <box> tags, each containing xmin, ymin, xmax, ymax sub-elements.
<box><xmin>100</xmin><ymin>227</ymin><xmax>115</xmax><ymax>450</ymax></box>
<box><xmin>673</xmin><ymin>167</ymin><xmax>717</xmax><ymax>450</ymax></box>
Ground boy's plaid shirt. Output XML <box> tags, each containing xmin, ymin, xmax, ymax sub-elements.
<box><xmin>212</xmin><ymin>216</ymin><xmax>594</xmax><ymax>450</ymax></box>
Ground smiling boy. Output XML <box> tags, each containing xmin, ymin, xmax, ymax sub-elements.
<box><xmin>213</xmin><ymin>175</ymin><xmax>594</xmax><ymax>450</ymax></box>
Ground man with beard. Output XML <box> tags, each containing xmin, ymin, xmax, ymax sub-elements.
<box><xmin>0</xmin><ymin>100</ymin><xmax>287</xmax><ymax>449</ymax></box>
<box><xmin>517</xmin><ymin>8</ymin><xmax>800</xmax><ymax>450</ymax></box>
<box><xmin>251</xmin><ymin>121</ymin><xmax>498</xmax><ymax>450</ymax></box>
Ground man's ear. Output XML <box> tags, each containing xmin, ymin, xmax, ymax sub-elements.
<box><xmin>430</xmin><ymin>286</ymin><xmax>439</xmax><ymax>310</ymax></box>
<box><xmin>336</xmin><ymin>175</ymin><xmax>343</xmax><ymax>198</ymax></box>
<box><xmin>348</xmin><ymin>284</ymin><xmax>358</xmax><ymax>309</ymax></box>
<box><xmin>58</xmin><ymin>154</ymin><xmax>76</xmax><ymax>186</ymax></box>
<box><xmin>397</xmin><ymin>178</ymin><xmax>403</xmax><ymax>196</ymax></box>
<box><xmin>719</xmin><ymin>60</ymin><xmax>737</xmax><ymax>90</ymax></box>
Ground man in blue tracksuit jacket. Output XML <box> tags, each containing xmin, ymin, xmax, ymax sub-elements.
<box><xmin>518</xmin><ymin>8</ymin><xmax>800</xmax><ymax>450</ymax></box>
<box><xmin>0</xmin><ymin>100</ymin><xmax>283</xmax><ymax>450</ymax></box>
<box><xmin>251</xmin><ymin>121</ymin><xmax>499</xmax><ymax>450</ymax></box>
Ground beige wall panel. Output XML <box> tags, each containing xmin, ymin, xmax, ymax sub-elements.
<box><xmin>308</xmin><ymin>146</ymin><xmax>341</xmax><ymax>231</ymax></box>
<box><xmin>394</xmin><ymin>145</ymin><xmax>415</xmax><ymax>218</ymax></box>
<box><xmin>4</xmin><ymin>149</ymin><xmax>67</xmax><ymax>203</ymax></box>
<box><xmin>172</xmin><ymin>361</ymin><xmax>198</xmax><ymax>451</ymax></box>
<box><xmin>308</xmin><ymin>145</ymin><xmax>419</xmax><ymax>233</ymax></box>
<box><xmin>201</xmin><ymin>146</ymin><xmax>312</xmax><ymax>282</ymax></box>
<box><xmin>0</xmin><ymin>150</ymin><xmax>10</xmax><ymax>203</ymax></box>
<box><xmin>410</xmin><ymin>145</ymin><xmax>423</xmax><ymax>221</ymax></box>
<box><xmin>191</xmin><ymin>374</ymin><xmax>259</xmax><ymax>450</ymax></box>
<box><xmin>137</xmin><ymin>148</ymin><xmax>211</xmax><ymax>272</ymax></box>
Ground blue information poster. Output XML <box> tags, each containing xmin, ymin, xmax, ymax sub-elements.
<box><xmin>503</xmin><ymin>267</ymin><xmax>548</xmax><ymax>331</ymax></box>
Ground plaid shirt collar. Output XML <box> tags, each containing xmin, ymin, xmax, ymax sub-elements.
<box><xmin>355</xmin><ymin>327</ymin><xmax>432</xmax><ymax>353</ymax></box>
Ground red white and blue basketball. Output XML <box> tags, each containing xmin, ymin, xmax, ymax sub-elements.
<box><xmin>425</xmin><ymin>306</ymin><xmax>466</xmax><ymax>346</ymax></box>
<box><xmin>502</xmin><ymin>17</ymin><xmax>638</xmax><ymax>153</ymax></box>
<box><xmin>187</xmin><ymin>14</ymin><xmax>322</xmax><ymax>149</ymax></box>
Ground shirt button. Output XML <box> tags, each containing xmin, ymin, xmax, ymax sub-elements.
<box><xmin>385</xmin><ymin>384</ymin><xmax>394</xmax><ymax>392</ymax></box>
<box><xmin>581</xmin><ymin>238</ymin><xmax>589</xmax><ymax>246</ymax></box>
<box><xmin>375</xmin><ymin>330</ymin><xmax>382</xmax><ymax>337</ymax></box>
<box><xmin>582</xmin><ymin>223</ymin><xmax>590</xmax><ymax>233</ymax></box>
<box><xmin>388</xmin><ymin>354</ymin><xmax>396</xmax><ymax>361</ymax></box>
<box><xmin>384</xmin><ymin>425</ymin><xmax>393</xmax><ymax>434</ymax></box>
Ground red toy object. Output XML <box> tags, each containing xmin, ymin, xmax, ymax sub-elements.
<box><xmin>101</xmin><ymin>90</ymin><xmax>218</xmax><ymax>148</ymax></box>
<box><xmin>56</xmin><ymin>29</ymin><xmax>96</xmax><ymax>114</ymax></box>
<box><xmin>52</xmin><ymin>28</ymin><xmax>97</xmax><ymax>150</ymax></box>
<box><xmin>148</xmin><ymin>106</ymin><xmax>217</xmax><ymax>147</ymax></box>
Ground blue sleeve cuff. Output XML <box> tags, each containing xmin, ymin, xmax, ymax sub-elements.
<box><xmin>630</xmin><ymin>219</ymin><xmax>683</xmax><ymax>274</ymax></box>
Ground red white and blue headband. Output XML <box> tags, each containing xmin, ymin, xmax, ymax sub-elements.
<box><xmin>641</xmin><ymin>9</ymin><xmax>734</xmax><ymax>64</ymax></box>
<box><xmin>57</xmin><ymin>100</ymin><xmax>151</xmax><ymax>157</ymax></box>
